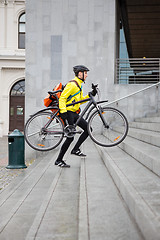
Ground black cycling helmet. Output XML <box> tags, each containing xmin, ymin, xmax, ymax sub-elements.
<box><xmin>73</xmin><ymin>65</ymin><xmax>90</xmax><ymax>75</ymax></box>
<box><xmin>73</xmin><ymin>65</ymin><xmax>90</xmax><ymax>82</ymax></box>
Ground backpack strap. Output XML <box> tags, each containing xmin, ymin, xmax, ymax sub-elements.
<box><xmin>69</xmin><ymin>80</ymin><xmax>82</xmax><ymax>91</ymax></box>
<box><xmin>67</xmin><ymin>80</ymin><xmax>82</xmax><ymax>101</ymax></box>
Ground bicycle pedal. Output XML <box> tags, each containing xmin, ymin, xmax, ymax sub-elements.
<box><xmin>76</xmin><ymin>131</ymin><xmax>82</xmax><ymax>134</ymax></box>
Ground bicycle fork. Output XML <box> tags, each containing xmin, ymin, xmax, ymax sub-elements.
<box><xmin>96</xmin><ymin>105</ymin><xmax>109</xmax><ymax>129</ymax></box>
<box><xmin>90</xmin><ymin>95</ymin><xmax>109</xmax><ymax>128</ymax></box>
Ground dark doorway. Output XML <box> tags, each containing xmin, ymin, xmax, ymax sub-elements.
<box><xmin>9</xmin><ymin>80</ymin><xmax>25</xmax><ymax>132</ymax></box>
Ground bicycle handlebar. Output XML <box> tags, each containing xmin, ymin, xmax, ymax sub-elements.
<box><xmin>89</xmin><ymin>83</ymin><xmax>98</xmax><ymax>97</ymax></box>
<box><xmin>91</xmin><ymin>83</ymin><xmax>98</xmax><ymax>90</ymax></box>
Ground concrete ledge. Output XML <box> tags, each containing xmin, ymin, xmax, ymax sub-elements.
<box><xmin>127</xmin><ymin>127</ymin><xmax>160</xmax><ymax>147</ymax></box>
<box><xmin>147</xmin><ymin>112</ymin><xmax>160</xmax><ymax>117</ymax></box>
<box><xmin>135</xmin><ymin>116</ymin><xmax>160</xmax><ymax>123</ymax></box>
<box><xmin>96</xmin><ymin>145</ymin><xmax>160</xmax><ymax>240</ymax></box>
<box><xmin>119</xmin><ymin>136</ymin><xmax>160</xmax><ymax>176</ymax></box>
<box><xmin>129</xmin><ymin>122</ymin><xmax>160</xmax><ymax>132</ymax></box>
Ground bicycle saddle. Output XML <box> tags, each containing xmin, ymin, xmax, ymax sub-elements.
<box><xmin>48</xmin><ymin>90</ymin><xmax>62</xmax><ymax>95</ymax></box>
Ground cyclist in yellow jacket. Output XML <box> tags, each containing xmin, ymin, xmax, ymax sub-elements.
<box><xmin>55</xmin><ymin>65</ymin><xmax>96</xmax><ymax>168</ymax></box>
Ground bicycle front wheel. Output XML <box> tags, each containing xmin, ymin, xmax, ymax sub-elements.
<box><xmin>24</xmin><ymin>112</ymin><xmax>64</xmax><ymax>151</ymax></box>
<box><xmin>88</xmin><ymin>107</ymin><xmax>128</xmax><ymax>147</ymax></box>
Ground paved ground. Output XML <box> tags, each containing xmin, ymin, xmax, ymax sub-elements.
<box><xmin>0</xmin><ymin>137</ymin><xmax>34</xmax><ymax>191</ymax></box>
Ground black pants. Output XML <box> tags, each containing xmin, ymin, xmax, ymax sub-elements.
<box><xmin>56</xmin><ymin>111</ymin><xmax>89</xmax><ymax>161</ymax></box>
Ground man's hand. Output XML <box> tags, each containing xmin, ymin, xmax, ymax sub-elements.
<box><xmin>88</xmin><ymin>88</ymin><xmax>97</xmax><ymax>97</ymax></box>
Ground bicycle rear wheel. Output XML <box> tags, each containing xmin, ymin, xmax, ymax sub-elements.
<box><xmin>88</xmin><ymin>107</ymin><xmax>128</xmax><ymax>147</ymax></box>
<box><xmin>24</xmin><ymin>112</ymin><xmax>64</xmax><ymax>151</ymax></box>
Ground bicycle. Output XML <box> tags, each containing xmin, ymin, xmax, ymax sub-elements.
<box><xmin>24</xmin><ymin>84</ymin><xmax>129</xmax><ymax>151</ymax></box>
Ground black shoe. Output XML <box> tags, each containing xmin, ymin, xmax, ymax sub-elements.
<box><xmin>55</xmin><ymin>160</ymin><xmax>70</xmax><ymax>168</ymax></box>
<box><xmin>71</xmin><ymin>149</ymin><xmax>86</xmax><ymax>157</ymax></box>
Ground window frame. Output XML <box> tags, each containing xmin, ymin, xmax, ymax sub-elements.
<box><xmin>18</xmin><ymin>12</ymin><xmax>25</xmax><ymax>49</ymax></box>
<box><xmin>10</xmin><ymin>80</ymin><xmax>25</xmax><ymax>96</ymax></box>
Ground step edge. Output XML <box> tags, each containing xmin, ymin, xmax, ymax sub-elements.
<box><xmin>25</xmin><ymin>168</ymin><xmax>62</xmax><ymax>240</ymax></box>
<box><xmin>135</xmin><ymin>117</ymin><xmax>160</xmax><ymax>123</ymax></box>
<box><xmin>0</xmin><ymin>155</ymin><xmax>57</xmax><ymax>234</ymax></box>
<box><xmin>78</xmin><ymin>158</ymin><xmax>89</xmax><ymax>240</ymax></box>
<box><xmin>124</xmin><ymin>135</ymin><xmax>160</xmax><ymax>153</ymax></box>
<box><xmin>129</xmin><ymin>122</ymin><xmax>160</xmax><ymax>132</ymax></box>
<box><xmin>97</xmin><ymin>145</ymin><xmax>160</xmax><ymax>240</ymax></box>
<box><xmin>0</xmin><ymin>152</ymin><xmax>55</xmax><ymax>205</ymax></box>
<box><xmin>120</xmin><ymin>138</ymin><xmax>160</xmax><ymax>176</ymax></box>
<box><xmin>127</xmin><ymin>128</ymin><xmax>160</xmax><ymax>147</ymax></box>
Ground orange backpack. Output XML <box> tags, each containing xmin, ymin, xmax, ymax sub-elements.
<box><xmin>44</xmin><ymin>83</ymin><xmax>63</xmax><ymax>107</ymax></box>
<box><xmin>44</xmin><ymin>80</ymin><xmax>82</xmax><ymax>108</ymax></box>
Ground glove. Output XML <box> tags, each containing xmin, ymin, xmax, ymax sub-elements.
<box><xmin>60</xmin><ymin>112</ymin><xmax>68</xmax><ymax>121</ymax></box>
<box><xmin>88</xmin><ymin>88</ymin><xmax>97</xmax><ymax>97</ymax></box>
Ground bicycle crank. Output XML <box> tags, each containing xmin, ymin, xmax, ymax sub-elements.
<box><xmin>64</xmin><ymin>125</ymin><xmax>82</xmax><ymax>138</ymax></box>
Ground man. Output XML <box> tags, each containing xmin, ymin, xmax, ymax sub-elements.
<box><xmin>55</xmin><ymin>65</ymin><xmax>96</xmax><ymax>168</ymax></box>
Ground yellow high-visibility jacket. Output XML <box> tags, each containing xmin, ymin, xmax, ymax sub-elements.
<box><xmin>59</xmin><ymin>76</ymin><xmax>89</xmax><ymax>113</ymax></box>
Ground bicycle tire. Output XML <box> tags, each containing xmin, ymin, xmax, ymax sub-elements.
<box><xmin>88</xmin><ymin>107</ymin><xmax>128</xmax><ymax>147</ymax></box>
<box><xmin>24</xmin><ymin>112</ymin><xmax>64</xmax><ymax>151</ymax></box>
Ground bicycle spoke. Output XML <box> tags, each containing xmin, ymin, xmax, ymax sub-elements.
<box><xmin>27</xmin><ymin>130</ymin><xmax>41</xmax><ymax>137</ymax></box>
<box><xmin>24</xmin><ymin>112</ymin><xmax>64</xmax><ymax>151</ymax></box>
<box><xmin>88</xmin><ymin>107</ymin><xmax>128</xmax><ymax>147</ymax></box>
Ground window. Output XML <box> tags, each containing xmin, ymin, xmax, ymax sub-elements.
<box><xmin>11</xmin><ymin>80</ymin><xmax>25</xmax><ymax>96</ymax></box>
<box><xmin>18</xmin><ymin>13</ymin><xmax>25</xmax><ymax>49</ymax></box>
<box><xmin>118</xmin><ymin>20</ymin><xmax>131</xmax><ymax>84</ymax></box>
<box><xmin>119</xmin><ymin>20</ymin><xmax>129</xmax><ymax>59</ymax></box>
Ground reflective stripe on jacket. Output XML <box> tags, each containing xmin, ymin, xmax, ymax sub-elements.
<box><xmin>59</xmin><ymin>77</ymin><xmax>89</xmax><ymax>113</ymax></box>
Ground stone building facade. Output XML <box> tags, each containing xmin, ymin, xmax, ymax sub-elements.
<box><xmin>0</xmin><ymin>0</ymin><xmax>25</xmax><ymax>137</ymax></box>
<box><xmin>26</xmin><ymin>0</ymin><xmax>160</xmax><ymax>122</ymax></box>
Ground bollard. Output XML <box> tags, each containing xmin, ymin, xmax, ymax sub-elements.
<box><xmin>6</xmin><ymin>129</ymin><xmax>27</xmax><ymax>169</ymax></box>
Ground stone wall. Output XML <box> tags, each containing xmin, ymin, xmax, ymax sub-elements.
<box><xmin>26</xmin><ymin>0</ymin><xmax>117</xmax><ymax>118</ymax></box>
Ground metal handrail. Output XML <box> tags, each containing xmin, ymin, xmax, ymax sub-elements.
<box><xmin>105</xmin><ymin>82</ymin><xmax>160</xmax><ymax>106</ymax></box>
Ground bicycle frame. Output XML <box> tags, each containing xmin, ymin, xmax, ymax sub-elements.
<box><xmin>25</xmin><ymin>93</ymin><xmax>128</xmax><ymax>151</ymax></box>
<box><xmin>29</xmin><ymin>96</ymin><xmax>109</xmax><ymax>132</ymax></box>
<box><xmin>66</xmin><ymin>96</ymin><xmax>108</xmax><ymax>128</ymax></box>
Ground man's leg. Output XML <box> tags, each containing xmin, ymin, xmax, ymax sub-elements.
<box><xmin>71</xmin><ymin>117</ymin><xmax>89</xmax><ymax>156</ymax></box>
<box><xmin>55</xmin><ymin>137</ymin><xmax>74</xmax><ymax>163</ymax></box>
<box><xmin>55</xmin><ymin>111</ymin><xmax>76</xmax><ymax>167</ymax></box>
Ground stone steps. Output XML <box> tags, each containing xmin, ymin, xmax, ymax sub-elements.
<box><xmin>146</xmin><ymin>111</ymin><xmax>160</xmax><ymax>117</ymax></box>
<box><xmin>0</xmin><ymin>151</ymin><xmax>60</xmax><ymax>239</ymax></box>
<box><xmin>96</xmin><ymin>112</ymin><xmax>160</xmax><ymax>240</ymax></box>
<box><xmin>96</xmin><ymin>144</ymin><xmax>160</xmax><ymax>240</ymax></box>
<box><xmin>0</xmin><ymin>111</ymin><xmax>159</xmax><ymax>240</ymax></box>
<box><xmin>129</xmin><ymin>121</ymin><xmax>160</xmax><ymax>132</ymax></box>
<box><xmin>135</xmin><ymin>116</ymin><xmax>160</xmax><ymax>123</ymax></box>
<box><xmin>25</xmin><ymin>156</ymin><xmax>81</xmax><ymax>240</ymax></box>
<box><xmin>127</xmin><ymin>127</ymin><xmax>160</xmax><ymax>147</ymax></box>
<box><xmin>80</xmin><ymin>140</ymin><xmax>143</xmax><ymax>240</ymax></box>
<box><xmin>0</xmin><ymin>140</ymin><xmax>143</xmax><ymax>240</ymax></box>
<box><xmin>119</xmin><ymin>135</ymin><xmax>160</xmax><ymax>176</ymax></box>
